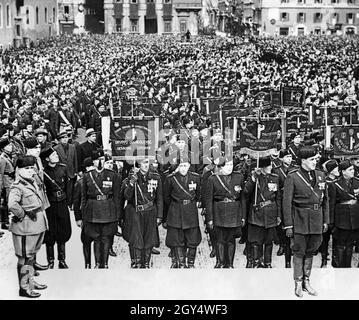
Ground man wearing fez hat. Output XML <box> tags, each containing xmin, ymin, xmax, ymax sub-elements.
<box><xmin>54</xmin><ymin>128</ymin><xmax>78</xmax><ymax>209</ymax></box>
<box><xmin>243</xmin><ymin>156</ymin><xmax>281</xmax><ymax>269</ymax></box>
<box><xmin>283</xmin><ymin>146</ymin><xmax>329</xmax><ymax>297</ymax></box>
<box><xmin>8</xmin><ymin>155</ymin><xmax>48</xmax><ymax>298</ymax></box>
<box><xmin>40</xmin><ymin>146</ymin><xmax>71</xmax><ymax>269</ymax></box>
<box><xmin>163</xmin><ymin>155</ymin><xmax>201</xmax><ymax>268</ymax></box>
<box><xmin>123</xmin><ymin>157</ymin><xmax>163</xmax><ymax>268</ymax></box>
<box><xmin>328</xmin><ymin>160</ymin><xmax>359</xmax><ymax>268</ymax></box>
<box><xmin>81</xmin><ymin>149</ymin><xmax>120</xmax><ymax>269</ymax></box>
<box><xmin>0</xmin><ymin>138</ymin><xmax>14</xmax><ymax>231</ymax></box>
<box><xmin>288</xmin><ymin>131</ymin><xmax>303</xmax><ymax>165</ymax></box>
<box><xmin>73</xmin><ymin>157</ymin><xmax>95</xmax><ymax>269</ymax></box>
<box><xmin>272</xmin><ymin>149</ymin><xmax>296</xmax><ymax>265</ymax></box>
<box><xmin>77</xmin><ymin>128</ymin><xmax>99</xmax><ymax>174</ymax></box>
<box><xmin>204</xmin><ymin>156</ymin><xmax>245</xmax><ymax>268</ymax></box>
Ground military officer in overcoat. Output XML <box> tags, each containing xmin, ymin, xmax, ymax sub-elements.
<box><xmin>243</xmin><ymin>156</ymin><xmax>281</xmax><ymax>268</ymax></box>
<box><xmin>328</xmin><ymin>160</ymin><xmax>359</xmax><ymax>268</ymax></box>
<box><xmin>205</xmin><ymin>156</ymin><xmax>245</xmax><ymax>268</ymax></box>
<box><xmin>124</xmin><ymin>158</ymin><xmax>163</xmax><ymax>268</ymax></box>
<box><xmin>41</xmin><ymin>147</ymin><xmax>71</xmax><ymax>269</ymax></box>
<box><xmin>164</xmin><ymin>157</ymin><xmax>201</xmax><ymax>268</ymax></box>
<box><xmin>81</xmin><ymin>150</ymin><xmax>121</xmax><ymax>268</ymax></box>
<box><xmin>8</xmin><ymin>155</ymin><xmax>48</xmax><ymax>298</ymax></box>
<box><xmin>283</xmin><ymin>146</ymin><xmax>329</xmax><ymax>298</ymax></box>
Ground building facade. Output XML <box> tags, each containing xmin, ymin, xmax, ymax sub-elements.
<box><xmin>104</xmin><ymin>0</ymin><xmax>202</xmax><ymax>35</ymax></box>
<box><xmin>261</xmin><ymin>0</ymin><xmax>359</xmax><ymax>36</ymax></box>
<box><xmin>0</xmin><ymin>0</ymin><xmax>58</xmax><ymax>49</ymax></box>
<box><xmin>58</xmin><ymin>0</ymin><xmax>86</xmax><ymax>34</ymax></box>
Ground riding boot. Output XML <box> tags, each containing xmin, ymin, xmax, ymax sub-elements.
<box><xmin>27</xmin><ymin>258</ymin><xmax>47</xmax><ymax>290</ymax></box>
<box><xmin>208</xmin><ymin>228</ymin><xmax>216</xmax><ymax>258</ymax></box>
<box><xmin>58</xmin><ymin>243</ymin><xmax>69</xmax><ymax>269</ymax></box>
<box><xmin>33</xmin><ymin>255</ymin><xmax>49</xmax><ymax>271</ymax></box>
<box><xmin>246</xmin><ymin>243</ymin><xmax>254</xmax><ymax>268</ymax></box>
<box><xmin>284</xmin><ymin>244</ymin><xmax>292</xmax><ymax>268</ymax></box>
<box><xmin>46</xmin><ymin>245</ymin><xmax>55</xmax><ymax>269</ymax></box>
<box><xmin>344</xmin><ymin>245</ymin><xmax>353</xmax><ymax>268</ymax></box>
<box><xmin>175</xmin><ymin>247</ymin><xmax>186</xmax><ymax>268</ymax></box>
<box><xmin>18</xmin><ymin>260</ymin><xmax>41</xmax><ymax>298</ymax></box>
<box><xmin>226</xmin><ymin>242</ymin><xmax>235</xmax><ymax>268</ymax></box>
<box><xmin>214</xmin><ymin>243</ymin><xmax>225</xmax><ymax>268</ymax></box>
<box><xmin>214</xmin><ymin>242</ymin><xmax>221</xmax><ymax>268</ymax></box>
<box><xmin>83</xmin><ymin>242</ymin><xmax>92</xmax><ymax>269</ymax></box>
<box><xmin>94</xmin><ymin>240</ymin><xmax>102</xmax><ymax>268</ymax></box>
<box><xmin>293</xmin><ymin>255</ymin><xmax>304</xmax><ymax>298</ymax></box>
<box><xmin>320</xmin><ymin>253</ymin><xmax>328</xmax><ymax>268</ymax></box>
<box><xmin>223</xmin><ymin>243</ymin><xmax>229</xmax><ymax>268</ymax></box>
<box><xmin>144</xmin><ymin>248</ymin><xmax>152</xmax><ymax>268</ymax></box>
<box><xmin>252</xmin><ymin>244</ymin><xmax>264</xmax><ymax>268</ymax></box>
<box><xmin>169</xmin><ymin>247</ymin><xmax>178</xmax><ymax>268</ymax></box>
<box><xmin>263</xmin><ymin>244</ymin><xmax>273</xmax><ymax>268</ymax></box>
<box><xmin>129</xmin><ymin>245</ymin><xmax>136</xmax><ymax>268</ymax></box>
<box><xmin>335</xmin><ymin>246</ymin><xmax>346</xmax><ymax>268</ymax></box>
<box><xmin>302</xmin><ymin>257</ymin><xmax>318</xmax><ymax>296</ymax></box>
<box><xmin>355</xmin><ymin>241</ymin><xmax>359</xmax><ymax>253</ymax></box>
<box><xmin>133</xmin><ymin>248</ymin><xmax>143</xmax><ymax>268</ymax></box>
<box><xmin>101</xmin><ymin>237</ymin><xmax>111</xmax><ymax>269</ymax></box>
<box><xmin>187</xmin><ymin>247</ymin><xmax>197</xmax><ymax>268</ymax></box>
<box><xmin>276</xmin><ymin>245</ymin><xmax>285</xmax><ymax>256</ymax></box>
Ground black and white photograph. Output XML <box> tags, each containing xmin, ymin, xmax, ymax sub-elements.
<box><xmin>0</xmin><ymin>0</ymin><xmax>359</xmax><ymax>308</ymax></box>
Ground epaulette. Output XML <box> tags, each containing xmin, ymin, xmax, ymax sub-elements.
<box><xmin>272</xmin><ymin>162</ymin><xmax>281</xmax><ymax>169</ymax></box>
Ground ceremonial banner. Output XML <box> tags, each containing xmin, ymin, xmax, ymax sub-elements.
<box><xmin>310</xmin><ymin>104</ymin><xmax>324</xmax><ymax>129</ymax></box>
<box><xmin>333</xmin><ymin>126</ymin><xmax>359</xmax><ymax>158</ymax></box>
<box><xmin>238</xmin><ymin>119</ymin><xmax>281</xmax><ymax>157</ymax></box>
<box><xmin>270</xmin><ymin>90</ymin><xmax>282</xmax><ymax>107</ymax></box>
<box><xmin>286</xmin><ymin>109</ymin><xmax>309</xmax><ymax>134</ymax></box>
<box><xmin>282</xmin><ymin>86</ymin><xmax>304</xmax><ymax>107</ymax></box>
<box><xmin>110</xmin><ymin>118</ymin><xmax>157</xmax><ymax>161</ymax></box>
<box><xmin>327</xmin><ymin>106</ymin><xmax>356</xmax><ymax>126</ymax></box>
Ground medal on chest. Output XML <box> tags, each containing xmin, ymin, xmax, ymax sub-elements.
<box><xmin>148</xmin><ymin>179</ymin><xmax>158</xmax><ymax>195</ymax></box>
<box><xmin>189</xmin><ymin>180</ymin><xmax>197</xmax><ymax>191</ymax></box>
<box><xmin>268</xmin><ymin>182</ymin><xmax>277</xmax><ymax>192</ymax></box>
<box><xmin>234</xmin><ymin>185</ymin><xmax>242</xmax><ymax>192</ymax></box>
<box><xmin>102</xmin><ymin>176</ymin><xmax>112</xmax><ymax>188</ymax></box>
<box><xmin>318</xmin><ymin>182</ymin><xmax>325</xmax><ymax>190</ymax></box>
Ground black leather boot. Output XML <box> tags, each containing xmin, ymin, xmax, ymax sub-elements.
<box><xmin>133</xmin><ymin>248</ymin><xmax>143</xmax><ymax>268</ymax></box>
<box><xmin>170</xmin><ymin>248</ymin><xmax>178</xmax><ymax>269</ymax></box>
<box><xmin>129</xmin><ymin>245</ymin><xmax>136</xmax><ymax>268</ymax></box>
<box><xmin>264</xmin><ymin>244</ymin><xmax>273</xmax><ymax>268</ymax></box>
<box><xmin>293</xmin><ymin>255</ymin><xmax>304</xmax><ymax>298</ymax></box>
<box><xmin>214</xmin><ymin>243</ymin><xmax>221</xmax><ymax>268</ymax></box>
<box><xmin>246</xmin><ymin>243</ymin><xmax>254</xmax><ymax>268</ymax></box>
<box><xmin>94</xmin><ymin>240</ymin><xmax>102</xmax><ymax>268</ymax></box>
<box><xmin>284</xmin><ymin>244</ymin><xmax>292</xmax><ymax>268</ymax></box>
<box><xmin>83</xmin><ymin>242</ymin><xmax>91</xmax><ymax>269</ymax></box>
<box><xmin>214</xmin><ymin>243</ymin><xmax>225</xmax><ymax>268</ymax></box>
<box><xmin>276</xmin><ymin>245</ymin><xmax>284</xmax><ymax>256</ymax></box>
<box><xmin>58</xmin><ymin>243</ymin><xmax>69</xmax><ymax>269</ymax></box>
<box><xmin>252</xmin><ymin>244</ymin><xmax>264</xmax><ymax>268</ymax></box>
<box><xmin>187</xmin><ymin>247</ymin><xmax>197</xmax><ymax>268</ymax></box>
<box><xmin>28</xmin><ymin>259</ymin><xmax>47</xmax><ymax>290</ymax></box>
<box><xmin>19</xmin><ymin>260</ymin><xmax>41</xmax><ymax>298</ymax></box>
<box><xmin>101</xmin><ymin>237</ymin><xmax>111</xmax><ymax>269</ymax></box>
<box><xmin>227</xmin><ymin>242</ymin><xmax>235</xmax><ymax>268</ymax></box>
<box><xmin>320</xmin><ymin>254</ymin><xmax>328</xmax><ymax>268</ymax></box>
<box><xmin>33</xmin><ymin>255</ymin><xmax>49</xmax><ymax>271</ymax></box>
<box><xmin>109</xmin><ymin>247</ymin><xmax>117</xmax><ymax>257</ymax></box>
<box><xmin>302</xmin><ymin>257</ymin><xmax>318</xmax><ymax>296</ymax></box>
<box><xmin>46</xmin><ymin>245</ymin><xmax>55</xmax><ymax>269</ymax></box>
<box><xmin>144</xmin><ymin>248</ymin><xmax>152</xmax><ymax>268</ymax></box>
<box><xmin>335</xmin><ymin>246</ymin><xmax>346</xmax><ymax>268</ymax></box>
<box><xmin>152</xmin><ymin>248</ymin><xmax>160</xmax><ymax>255</ymax></box>
<box><xmin>175</xmin><ymin>247</ymin><xmax>186</xmax><ymax>268</ymax></box>
<box><xmin>344</xmin><ymin>245</ymin><xmax>353</xmax><ymax>268</ymax></box>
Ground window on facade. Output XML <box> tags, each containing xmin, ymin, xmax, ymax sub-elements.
<box><xmin>130</xmin><ymin>19</ymin><xmax>138</xmax><ymax>32</ymax></box>
<box><xmin>116</xmin><ymin>18</ymin><xmax>122</xmax><ymax>32</ymax></box>
<box><xmin>164</xmin><ymin>20</ymin><xmax>171</xmax><ymax>32</ymax></box>
<box><xmin>314</xmin><ymin>12</ymin><xmax>322</xmax><ymax>23</ymax></box>
<box><xmin>164</xmin><ymin>0</ymin><xmax>171</xmax><ymax>3</ymax></box>
<box><xmin>314</xmin><ymin>28</ymin><xmax>321</xmax><ymax>34</ymax></box>
<box><xmin>53</xmin><ymin>7</ymin><xmax>56</xmax><ymax>21</ymax></box>
<box><xmin>45</xmin><ymin>7</ymin><xmax>48</xmax><ymax>23</ymax></box>
<box><xmin>16</xmin><ymin>24</ymin><xmax>20</xmax><ymax>36</ymax></box>
<box><xmin>131</xmin><ymin>0</ymin><xmax>138</xmax><ymax>3</ymax></box>
<box><xmin>64</xmin><ymin>6</ymin><xmax>69</xmax><ymax>14</ymax></box>
<box><xmin>280</xmin><ymin>12</ymin><xmax>289</xmax><ymax>21</ymax></box>
<box><xmin>332</xmin><ymin>12</ymin><xmax>339</xmax><ymax>23</ymax></box>
<box><xmin>6</xmin><ymin>4</ymin><xmax>10</xmax><ymax>27</ymax></box>
<box><xmin>297</xmin><ymin>27</ymin><xmax>305</xmax><ymax>35</ymax></box>
<box><xmin>26</xmin><ymin>7</ymin><xmax>29</xmax><ymax>24</ymax></box>
<box><xmin>314</xmin><ymin>0</ymin><xmax>322</xmax><ymax>3</ymax></box>
<box><xmin>297</xmin><ymin>0</ymin><xmax>305</xmax><ymax>4</ymax></box>
<box><xmin>280</xmin><ymin>0</ymin><xmax>289</xmax><ymax>3</ymax></box>
<box><xmin>347</xmin><ymin>13</ymin><xmax>354</xmax><ymax>23</ymax></box>
<box><xmin>36</xmin><ymin>7</ymin><xmax>39</xmax><ymax>24</ymax></box>
<box><xmin>331</xmin><ymin>0</ymin><xmax>339</xmax><ymax>3</ymax></box>
<box><xmin>297</xmin><ymin>12</ymin><xmax>305</xmax><ymax>23</ymax></box>
<box><xmin>347</xmin><ymin>0</ymin><xmax>355</xmax><ymax>3</ymax></box>
<box><xmin>147</xmin><ymin>0</ymin><xmax>154</xmax><ymax>2</ymax></box>
<box><xmin>180</xmin><ymin>20</ymin><xmax>187</xmax><ymax>33</ymax></box>
<box><xmin>116</xmin><ymin>0</ymin><xmax>122</xmax><ymax>2</ymax></box>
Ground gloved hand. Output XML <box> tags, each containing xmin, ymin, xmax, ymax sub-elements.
<box><xmin>26</xmin><ymin>210</ymin><xmax>37</xmax><ymax>222</ymax></box>
<box><xmin>285</xmin><ymin>228</ymin><xmax>293</xmax><ymax>238</ymax></box>
<box><xmin>207</xmin><ymin>220</ymin><xmax>214</xmax><ymax>230</ymax></box>
<box><xmin>241</xmin><ymin>219</ymin><xmax>246</xmax><ymax>227</ymax></box>
<box><xmin>129</xmin><ymin>174</ymin><xmax>138</xmax><ymax>186</ymax></box>
<box><xmin>323</xmin><ymin>223</ymin><xmax>328</xmax><ymax>233</ymax></box>
<box><xmin>156</xmin><ymin>218</ymin><xmax>162</xmax><ymax>226</ymax></box>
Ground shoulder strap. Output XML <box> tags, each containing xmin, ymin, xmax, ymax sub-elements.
<box><xmin>215</xmin><ymin>174</ymin><xmax>235</xmax><ymax>199</ymax></box>
<box><xmin>279</xmin><ymin>167</ymin><xmax>287</xmax><ymax>179</ymax></box>
<box><xmin>296</xmin><ymin>171</ymin><xmax>320</xmax><ymax>200</ymax></box>
<box><xmin>89</xmin><ymin>171</ymin><xmax>104</xmax><ymax>196</ymax></box>
<box><xmin>173</xmin><ymin>176</ymin><xmax>193</xmax><ymax>199</ymax></box>
<box><xmin>43</xmin><ymin>170</ymin><xmax>63</xmax><ymax>191</ymax></box>
<box><xmin>334</xmin><ymin>182</ymin><xmax>357</xmax><ymax>200</ymax></box>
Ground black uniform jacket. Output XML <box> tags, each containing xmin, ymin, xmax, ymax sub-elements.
<box><xmin>205</xmin><ymin>171</ymin><xmax>245</xmax><ymax>228</ymax></box>
<box><xmin>164</xmin><ymin>171</ymin><xmax>201</xmax><ymax>229</ymax></box>
<box><xmin>283</xmin><ymin>168</ymin><xmax>329</xmax><ymax>235</ymax></box>
<box><xmin>328</xmin><ymin>176</ymin><xmax>359</xmax><ymax>230</ymax></box>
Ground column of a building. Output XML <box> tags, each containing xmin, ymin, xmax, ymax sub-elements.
<box><xmin>123</xmin><ymin>0</ymin><xmax>130</xmax><ymax>33</ymax></box>
<box><xmin>138</xmin><ymin>0</ymin><xmax>145</xmax><ymax>34</ymax></box>
<box><xmin>157</xmin><ymin>0</ymin><xmax>163</xmax><ymax>34</ymax></box>
<box><xmin>104</xmin><ymin>0</ymin><xmax>115</xmax><ymax>34</ymax></box>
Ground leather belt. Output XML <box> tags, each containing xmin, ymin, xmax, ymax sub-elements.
<box><xmin>340</xmin><ymin>200</ymin><xmax>358</xmax><ymax>205</ymax></box>
<box><xmin>215</xmin><ymin>198</ymin><xmax>237</xmax><ymax>203</ymax></box>
<box><xmin>53</xmin><ymin>190</ymin><xmax>64</xmax><ymax>198</ymax></box>
<box><xmin>89</xmin><ymin>195</ymin><xmax>113</xmax><ymax>201</ymax></box>
<box><xmin>258</xmin><ymin>200</ymin><xmax>274</xmax><ymax>208</ymax></box>
<box><xmin>137</xmin><ymin>201</ymin><xmax>154</xmax><ymax>212</ymax></box>
<box><xmin>176</xmin><ymin>199</ymin><xmax>192</xmax><ymax>205</ymax></box>
<box><xmin>295</xmin><ymin>203</ymin><xmax>321</xmax><ymax>211</ymax></box>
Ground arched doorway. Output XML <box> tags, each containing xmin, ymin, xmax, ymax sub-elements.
<box><xmin>85</xmin><ymin>0</ymin><xmax>104</xmax><ymax>34</ymax></box>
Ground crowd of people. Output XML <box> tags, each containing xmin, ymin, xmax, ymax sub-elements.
<box><xmin>0</xmin><ymin>33</ymin><xmax>359</xmax><ymax>299</ymax></box>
